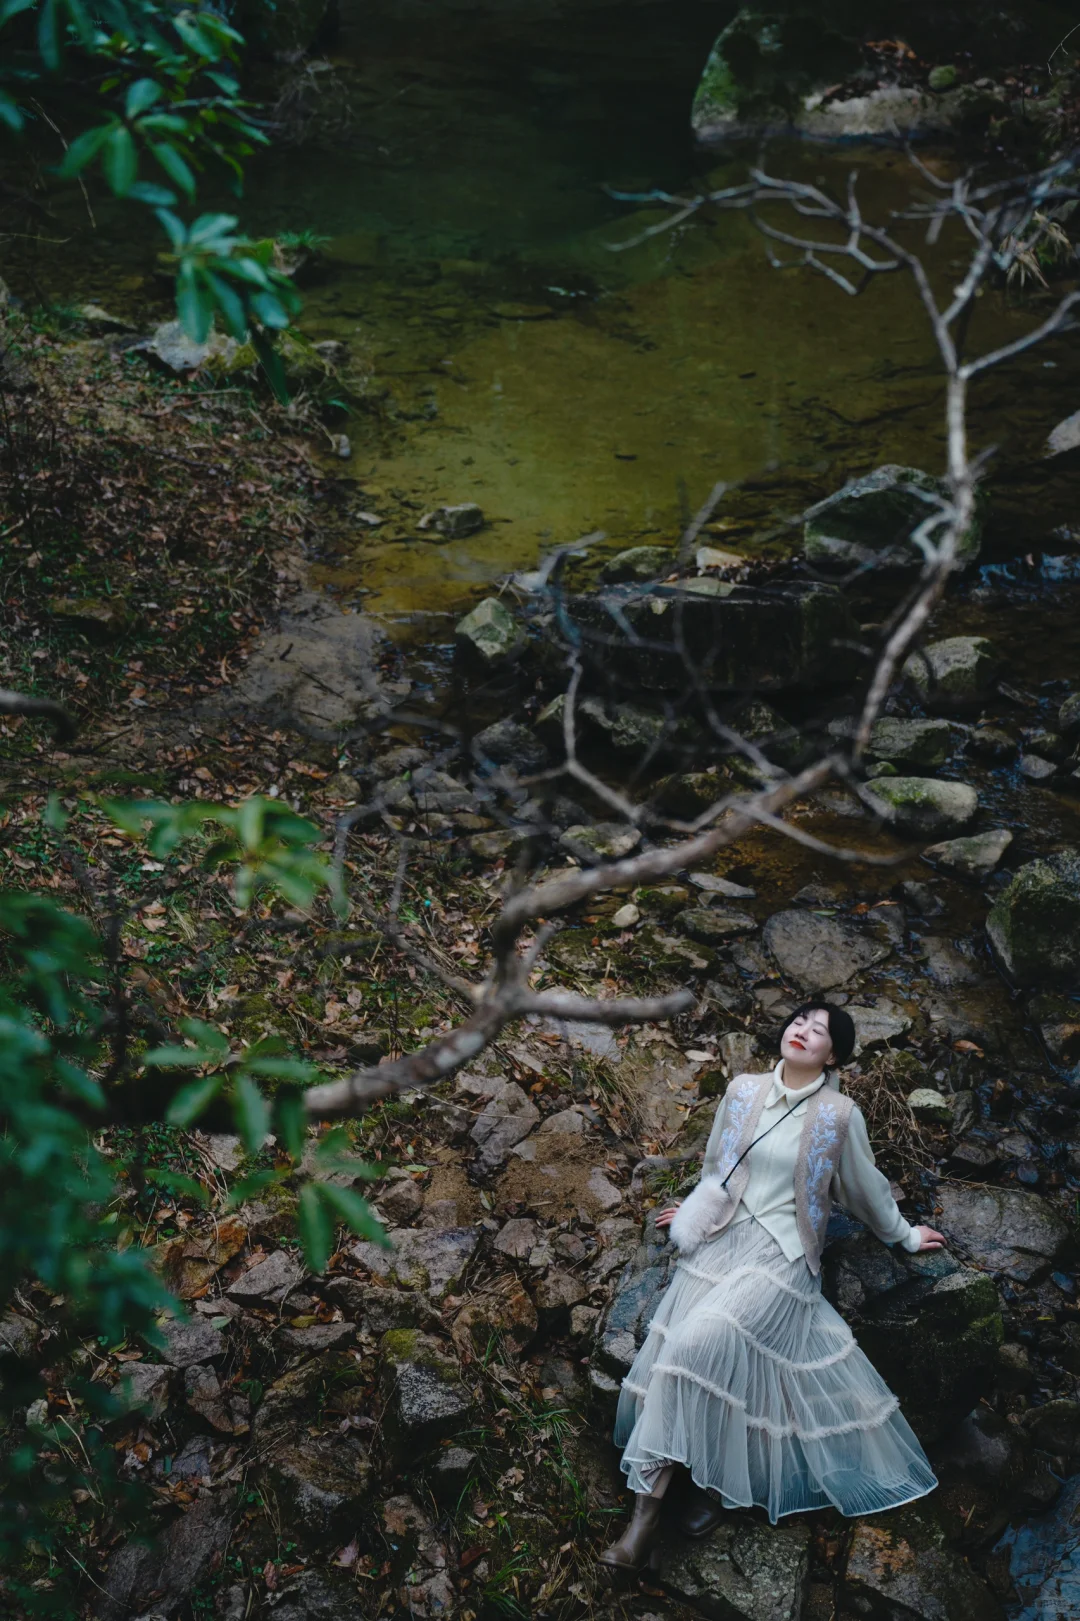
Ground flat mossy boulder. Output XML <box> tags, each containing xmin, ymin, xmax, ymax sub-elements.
<box><xmin>691</xmin><ymin>6</ymin><xmax>860</xmax><ymax>140</ymax></box>
<box><xmin>674</xmin><ymin>906</ymin><xmax>757</xmax><ymax>945</ymax></box>
<box><xmin>986</xmin><ymin>849</ymin><xmax>1080</xmax><ymax>988</ymax></box>
<box><xmin>868</xmin><ymin>716</ymin><xmax>952</xmax><ymax>771</ymax></box>
<box><xmin>658</xmin><ymin>1515</ymin><xmax>811</xmax><ymax>1621</ymax></box>
<box><xmin>763</xmin><ymin>909</ymin><xmax>891</xmax><ymax>992</ymax></box>
<box><xmin>865</xmin><ymin>776</ymin><xmax>978</xmax><ymax>838</ymax></box>
<box><xmin>379</xmin><ymin>1329</ymin><xmax>474</xmax><ymax>1467</ymax></box>
<box><xmin>804</xmin><ymin>464</ymin><xmax>982</xmax><ymax>572</ymax></box>
<box><xmin>903</xmin><ymin>636</ymin><xmax>1002</xmax><ymax>713</ymax></box>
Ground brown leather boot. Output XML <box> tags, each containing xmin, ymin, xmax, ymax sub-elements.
<box><xmin>597</xmin><ymin>1491</ymin><xmax>665</xmax><ymax>1581</ymax></box>
<box><xmin>674</xmin><ymin>1481</ymin><xmax>725</xmax><ymax>1539</ymax></box>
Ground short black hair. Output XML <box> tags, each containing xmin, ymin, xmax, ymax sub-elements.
<box><xmin>779</xmin><ymin>1003</ymin><xmax>857</xmax><ymax>1067</ymax></box>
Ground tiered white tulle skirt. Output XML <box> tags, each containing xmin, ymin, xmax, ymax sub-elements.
<box><xmin>614</xmin><ymin>1219</ymin><xmax>937</xmax><ymax>1524</ymax></box>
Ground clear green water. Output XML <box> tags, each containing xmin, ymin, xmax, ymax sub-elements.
<box><xmin>235</xmin><ymin>2</ymin><xmax>1080</xmax><ymax>640</ymax></box>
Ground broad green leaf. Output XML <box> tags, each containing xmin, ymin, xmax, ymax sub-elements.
<box><xmin>127</xmin><ymin>181</ymin><xmax>177</xmax><ymax>206</ymax></box>
<box><xmin>250</xmin><ymin>290</ymin><xmax>289</xmax><ymax>329</ymax></box>
<box><xmin>0</xmin><ymin>91</ymin><xmax>24</xmax><ymax>132</ymax></box>
<box><xmin>273</xmin><ymin>1088</ymin><xmax>307</xmax><ymax>1162</ymax></box>
<box><xmin>125</xmin><ymin>76</ymin><xmax>162</xmax><ymax>118</ymax></box>
<box><xmin>317</xmin><ymin>1181</ymin><xmax>389</xmax><ymax>1247</ymax></box>
<box><xmin>236</xmin><ymin>797</ymin><xmax>264</xmax><ymax>852</ymax></box>
<box><xmin>297</xmin><ymin>1183</ymin><xmax>333</xmax><ymax>1273</ymax></box>
<box><xmin>43</xmin><ymin>792</ymin><xmax>69</xmax><ymax>833</ymax></box>
<box><xmin>244</xmin><ymin>1056</ymin><xmax>321</xmax><ymax>1082</ymax></box>
<box><xmin>154</xmin><ymin>206</ymin><xmax>187</xmax><ymax>252</ymax></box>
<box><xmin>143</xmin><ymin>1043</ymin><xmax>220</xmax><ymax>1069</ymax></box>
<box><xmin>187</xmin><ymin>211</ymin><xmax>238</xmax><ymax>247</ymax></box>
<box><xmin>54</xmin><ymin>1059</ymin><xmax>105</xmax><ymax>1109</ymax></box>
<box><xmin>37</xmin><ymin>0</ymin><xmax>59</xmax><ymax>70</ymax></box>
<box><xmin>165</xmin><ymin>1073</ymin><xmax>223</xmax><ymax>1126</ymax></box>
<box><xmin>224</xmin><ymin>1169</ymin><xmax>285</xmax><ymax>1208</ymax></box>
<box><xmin>150</xmin><ymin>140</ymin><xmax>196</xmax><ymax>200</ymax></box>
<box><xmin>0</xmin><ymin>0</ymin><xmax>36</xmax><ymax>23</ymax></box>
<box><xmin>102</xmin><ymin>125</ymin><xmax>137</xmax><ymax>195</ymax></box>
<box><xmin>176</xmin><ymin>263</ymin><xmax>212</xmax><ymax>343</ymax></box>
<box><xmin>232</xmin><ymin>1073</ymin><xmax>270</xmax><ymax>1158</ymax></box>
<box><xmin>144</xmin><ymin>1168</ymin><xmax>210</xmax><ymax>1205</ymax></box>
<box><xmin>56</xmin><ymin>122</ymin><xmax>111</xmax><ymax>178</ymax></box>
<box><xmin>179</xmin><ymin>1018</ymin><xmax>230</xmax><ymax>1055</ymax></box>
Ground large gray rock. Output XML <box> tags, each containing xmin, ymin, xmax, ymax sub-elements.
<box><xmin>763</xmin><ymin>909</ymin><xmax>890</xmax><ymax>991</ymax></box>
<box><xmin>115</xmin><ymin>1362</ymin><xmax>173</xmax><ymax>1419</ymax></box>
<box><xmin>472</xmin><ymin>719</ymin><xmax>549</xmax><ymax>776</ymax></box>
<box><xmin>846</xmin><ymin>1002</ymin><xmax>912</xmax><ymax>1057</ymax></box>
<box><xmin>379</xmin><ymin>1330</ymin><xmax>474</xmax><ymax>1466</ymax></box>
<box><xmin>267</xmin><ymin>1570</ymin><xmax>370</xmax><ymax>1621</ymax></box>
<box><xmin>675</xmin><ymin>906</ymin><xmax>757</xmax><ymax>945</ymax></box>
<box><xmin>593</xmin><ymin>1212</ymin><xmax>673</xmax><ymax>1383</ymax></box>
<box><xmin>558</xmin><ymin>822</ymin><xmax>642</xmax><ymax>863</ymax></box>
<box><xmin>98</xmin><ymin>1492</ymin><xmax>235</xmax><ymax>1621</ymax></box>
<box><xmin>184</xmin><ymin>1366</ymin><xmax>250</xmax><ymax>1433</ymax></box>
<box><xmin>658</xmin><ymin>1516</ymin><xmax>810</xmax><ymax>1621</ymax></box>
<box><xmin>350</xmin><ymin>1226</ymin><xmax>481</xmax><ymax>1300</ymax></box>
<box><xmin>868</xmin><ymin>716</ymin><xmax>953</xmax><ymax>770</ymax></box>
<box><xmin>145</xmin><ymin>1313</ymin><xmax>225</xmax><ymax>1368</ymax></box>
<box><xmin>865</xmin><ymin>776</ymin><xmax>978</xmax><ymax>838</ymax></box>
<box><xmin>263</xmin><ymin>1433</ymin><xmax>373</xmax><ymax>1536</ymax></box>
<box><xmin>986</xmin><ymin>850</ymin><xmax>1080</xmax><ymax>989</ymax></box>
<box><xmin>934</xmin><ymin>1185</ymin><xmax>1072</xmax><ymax>1283</ymax></box>
<box><xmin>903</xmin><ymin>636</ymin><xmax>1001</xmax><ymax>713</ymax></box>
<box><xmin>226</xmin><ymin>1248</ymin><xmax>305</xmax><ymax>1306</ymax></box>
<box><xmin>822</xmin><ymin>1232</ymin><xmax>1002</xmax><ymax>1443</ymax></box>
<box><xmin>842</xmin><ymin>1504</ymin><xmax>1005</xmax><ymax>1621</ymax></box>
<box><xmin>805</xmin><ymin>465</ymin><xmax>980</xmax><ymax>572</ymax></box>
<box><xmin>922</xmin><ymin>828</ymin><xmax>1013</xmax><ymax>881</ymax></box>
<box><xmin>470</xmin><ymin>1081</ymin><xmax>541</xmax><ymax>1173</ymax></box>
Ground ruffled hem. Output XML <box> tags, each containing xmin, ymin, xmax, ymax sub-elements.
<box><xmin>614</xmin><ymin>1219</ymin><xmax>938</xmax><ymax>1523</ymax></box>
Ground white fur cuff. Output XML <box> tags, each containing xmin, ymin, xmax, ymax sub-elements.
<box><xmin>668</xmin><ymin>1175</ymin><xmax>733</xmax><ymax>1254</ymax></box>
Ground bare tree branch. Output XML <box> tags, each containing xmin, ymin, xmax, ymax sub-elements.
<box><xmin>0</xmin><ymin>688</ymin><xmax>76</xmax><ymax>742</ymax></box>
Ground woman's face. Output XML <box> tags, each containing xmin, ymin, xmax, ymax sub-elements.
<box><xmin>780</xmin><ymin>1008</ymin><xmax>835</xmax><ymax>1071</ymax></box>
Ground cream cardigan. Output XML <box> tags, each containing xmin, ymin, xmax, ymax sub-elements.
<box><xmin>704</xmin><ymin>1062</ymin><xmax>920</xmax><ymax>1263</ymax></box>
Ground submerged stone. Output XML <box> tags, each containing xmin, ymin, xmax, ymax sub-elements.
<box><xmin>804</xmin><ymin>465</ymin><xmax>981</xmax><ymax>572</ymax></box>
<box><xmin>921</xmin><ymin>827</ymin><xmax>1012</xmax><ymax>880</ymax></box>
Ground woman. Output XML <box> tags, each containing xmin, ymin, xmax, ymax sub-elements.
<box><xmin>599</xmin><ymin>1003</ymin><xmax>945</xmax><ymax>1579</ymax></box>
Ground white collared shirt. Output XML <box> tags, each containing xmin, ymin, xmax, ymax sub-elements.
<box><xmin>725</xmin><ymin>1061</ymin><xmax>920</xmax><ymax>1262</ymax></box>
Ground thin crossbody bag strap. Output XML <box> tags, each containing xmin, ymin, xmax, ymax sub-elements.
<box><xmin>717</xmin><ymin>1094</ymin><xmax>809</xmax><ymax>1189</ymax></box>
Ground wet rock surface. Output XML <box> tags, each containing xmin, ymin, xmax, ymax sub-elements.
<box><xmin>658</xmin><ymin>1515</ymin><xmax>811</xmax><ymax>1621</ymax></box>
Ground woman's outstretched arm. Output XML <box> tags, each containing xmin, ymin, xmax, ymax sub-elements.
<box><xmin>835</xmin><ymin>1108</ymin><xmax>946</xmax><ymax>1253</ymax></box>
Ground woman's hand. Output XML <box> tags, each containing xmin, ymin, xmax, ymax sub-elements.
<box><xmin>655</xmin><ymin>1202</ymin><xmax>683</xmax><ymax>1229</ymax></box>
<box><xmin>912</xmin><ymin>1225</ymin><xmax>947</xmax><ymax>1251</ymax></box>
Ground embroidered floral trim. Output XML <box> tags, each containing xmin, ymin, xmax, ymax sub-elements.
<box><xmin>713</xmin><ymin>1076</ymin><xmax>758</xmax><ymax>1182</ymax></box>
<box><xmin>650</xmin><ymin>1361</ymin><xmax>901</xmax><ymax>1441</ymax></box>
<box><xmin>804</xmin><ymin>1097</ymin><xmax>841</xmax><ymax>1234</ymax></box>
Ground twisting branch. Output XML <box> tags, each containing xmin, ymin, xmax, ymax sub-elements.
<box><xmin>309</xmin><ymin>151</ymin><xmax>1080</xmax><ymax>1121</ymax></box>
